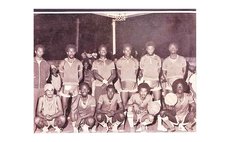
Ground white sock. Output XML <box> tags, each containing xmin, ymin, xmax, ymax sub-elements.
<box><xmin>127</xmin><ymin>112</ymin><xmax>134</xmax><ymax>128</ymax></box>
<box><xmin>42</xmin><ymin>126</ymin><xmax>49</xmax><ymax>133</ymax></box>
<box><xmin>100</xmin><ymin>121</ymin><xmax>108</xmax><ymax>128</ymax></box>
<box><xmin>54</xmin><ymin>126</ymin><xmax>61</xmax><ymax>133</ymax></box>
<box><xmin>82</xmin><ymin>124</ymin><xmax>89</xmax><ymax>133</ymax></box>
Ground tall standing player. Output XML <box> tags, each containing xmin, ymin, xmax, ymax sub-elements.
<box><xmin>59</xmin><ymin>44</ymin><xmax>83</xmax><ymax>117</ymax></box>
<box><xmin>162</xmin><ymin>42</ymin><xmax>187</xmax><ymax>94</ymax></box>
<box><xmin>116</xmin><ymin>43</ymin><xmax>139</xmax><ymax>109</ymax></box>
<box><xmin>92</xmin><ymin>45</ymin><xmax>116</xmax><ymax>102</ymax></box>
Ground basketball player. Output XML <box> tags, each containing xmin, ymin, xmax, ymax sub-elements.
<box><xmin>160</xmin><ymin>79</ymin><xmax>196</xmax><ymax>132</ymax></box>
<box><xmin>116</xmin><ymin>43</ymin><xmax>139</xmax><ymax>108</ymax></box>
<box><xmin>127</xmin><ymin>83</ymin><xmax>155</xmax><ymax>132</ymax></box>
<box><xmin>96</xmin><ymin>85</ymin><xmax>125</xmax><ymax>132</ymax></box>
<box><xmin>71</xmin><ymin>83</ymin><xmax>96</xmax><ymax>133</ymax></box>
<box><xmin>162</xmin><ymin>42</ymin><xmax>187</xmax><ymax>94</ymax></box>
<box><xmin>59</xmin><ymin>44</ymin><xmax>83</xmax><ymax>117</ymax></box>
<box><xmin>35</xmin><ymin>84</ymin><xmax>66</xmax><ymax>133</ymax></box>
<box><xmin>92</xmin><ymin>45</ymin><xmax>116</xmax><ymax>102</ymax></box>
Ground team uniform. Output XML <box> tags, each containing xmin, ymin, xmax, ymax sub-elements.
<box><xmin>71</xmin><ymin>95</ymin><xmax>96</xmax><ymax>132</ymax></box>
<box><xmin>35</xmin><ymin>94</ymin><xmax>65</xmax><ymax>133</ymax></box>
<box><xmin>162</xmin><ymin>93</ymin><xmax>196</xmax><ymax>131</ymax></box>
<box><xmin>127</xmin><ymin>93</ymin><xmax>154</xmax><ymax>130</ymax></box>
<box><xmin>92</xmin><ymin>58</ymin><xmax>115</xmax><ymax>100</ymax></box>
<box><xmin>97</xmin><ymin>93</ymin><xmax>125</xmax><ymax>132</ymax></box>
<box><xmin>140</xmin><ymin>54</ymin><xmax>162</xmax><ymax>91</ymax></box>
<box><xmin>116</xmin><ymin>56</ymin><xmax>139</xmax><ymax>92</ymax></box>
<box><xmin>59</xmin><ymin>58</ymin><xmax>83</xmax><ymax>97</ymax></box>
<box><xmin>162</xmin><ymin>55</ymin><xmax>186</xmax><ymax>90</ymax></box>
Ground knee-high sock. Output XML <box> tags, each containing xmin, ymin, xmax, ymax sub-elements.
<box><xmin>127</xmin><ymin>112</ymin><xmax>134</xmax><ymax>128</ymax></box>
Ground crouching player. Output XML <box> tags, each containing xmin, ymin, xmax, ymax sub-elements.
<box><xmin>35</xmin><ymin>84</ymin><xmax>66</xmax><ymax>133</ymax></box>
<box><xmin>160</xmin><ymin>79</ymin><xmax>196</xmax><ymax>132</ymax></box>
<box><xmin>96</xmin><ymin>85</ymin><xmax>125</xmax><ymax>132</ymax></box>
<box><xmin>71</xmin><ymin>82</ymin><xmax>96</xmax><ymax>133</ymax></box>
<box><xmin>127</xmin><ymin>83</ymin><xmax>160</xmax><ymax>132</ymax></box>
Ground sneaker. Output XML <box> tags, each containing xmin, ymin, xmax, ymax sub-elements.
<box><xmin>42</xmin><ymin>126</ymin><xmax>49</xmax><ymax>133</ymax></box>
<box><xmin>54</xmin><ymin>127</ymin><xmax>62</xmax><ymax>133</ymax></box>
<box><xmin>157</xmin><ymin>124</ymin><xmax>167</xmax><ymax>132</ymax></box>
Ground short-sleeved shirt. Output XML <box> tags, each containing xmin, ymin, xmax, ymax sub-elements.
<box><xmin>116</xmin><ymin>56</ymin><xmax>139</xmax><ymax>82</ymax></box>
<box><xmin>77</xmin><ymin>95</ymin><xmax>96</xmax><ymax>116</ymax></box>
<box><xmin>175</xmin><ymin>93</ymin><xmax>195</xmax><ymax>116</ymax></box>
<box><xmin>162</xmin><ymin>55</ymin><xmax>186</xmax><ymax>79</ymax></box>
<box><xmin>128</xmin><ymin>93</ymin><xmax>152</xmax><ymax>113</ymax></box>
<box><xmin>98</xmin><ymin>93</ymin><xmax>122</xmax><ymax>111</ymax></box>
<box><xmin>59</xmin><ymin>58</ymin><xmax>83</xmax><ymax>85</ymax></box>
<box><xmin>140</xmin><ymin>54</ymin><xmax>161</xmax><ymax>81</ymax></box>
<box><xmin>92</xmin><ymin>58</ymin><xmax>115</xmax><ymax>86</ymax></box>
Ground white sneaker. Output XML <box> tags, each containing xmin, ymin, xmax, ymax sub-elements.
<box><xmin>157</xmin><ymin>123</ymin><xmax>167</xmax><ymax>132</ymax></box>
<box><xmin>54</xmin><ymin>127</ymin><xmax>61</xmax><ymax>133</ymax></box>
<box><xmin>178</xmin><ymin>123</ymin><xmax>186</xmax><ymax>131</ymax></box>
<box><xmin>42</xmin><ymin>126</ymin><xmax>49</xmax><ymax>133</ymax></box>
<box><xmin>73</xmin><ymin>127</ymin><xmax>78</xmax><ymax>133</ymax></box>
<box><xmin>111</xmin><ymin>125</ymin><xmax>118</xmax><ymax>132</ymax></box>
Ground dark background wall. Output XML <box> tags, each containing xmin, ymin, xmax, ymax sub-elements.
<box><xmin>34</xmin><ymin>13</ymin><xmax>196</xmax><ymax>60</ymax></box>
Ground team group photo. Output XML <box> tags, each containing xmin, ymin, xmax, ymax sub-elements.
<box><xmin>33</xmin><ymin>9</ymin><xmax>196</xmax><ymax>133</ymax></box>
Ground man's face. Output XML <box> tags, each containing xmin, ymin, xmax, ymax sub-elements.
<box><xmin>46</xmin><ymin>89</ymin><xmax>54</xmax><ymax>98</ymax></box>
<box><xmin>66</xmin><ymin>48</ymin><xmax>76</xmax><ymax>59</ymax></box>
<box><xmin>146</xmin><ymin>46</ymin><xmax>155</xmax><ymax>55</ymax></box>
<box><xmin>139</xmin><ymin>88</ymin><xmax>148</xmax><ymax>100</ymax></box>
<box><xmin>169</xmin><ymin>44</ymin><xmax>178</xmax><ymax>54</ymax></box>
<box><xmin>123</xmin><ymin>46</ymin><xmax>132</xmax><ymax>57</ymax></box>
<box><xmin>99</xmin><ymin>47</ymin><xmax>107</xmax><ymax>57</ymax></box>
<box><xmin>107</xmin><ymin>88</ymin><xmax>115</xmax><ymax>100</ymax></box>
<box><xmin>35</xmin><ymin>47</ymin><xmax>44</xmax><ymax>58</ymax></box>
<box><xmin>176</xmin><ymin>83</ymin><xmax>184</xmax><ymax>94</ymax></box>
<box><xmin>80</xmin><ymin>85</ymin><xmax>89</xmax><ymax>97</ymax></box>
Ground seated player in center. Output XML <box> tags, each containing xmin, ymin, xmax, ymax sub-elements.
<box><xmin>96</xmin><ymin>85</ymin><xmax>125</xmax><ymax>132</ymax></box>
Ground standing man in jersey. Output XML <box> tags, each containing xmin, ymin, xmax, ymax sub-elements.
<box><xmin>162</xmin><ymin>42</ymin><xmax>187</xmax><ymax>94</ymax></box>
<box><xmin>92</xmin><ymin>44</ymin><xmax>116</xmax><ymax>102</ymax></box>
<box><xmin>116</xmin><ymin>43</ymin><xmax>139</xmax><ymax>109</ymax></box>
<box><xmin>34</xmin><ymin>44</ymin><xmax>50</xmax><ymax>128</ymax></box>
<box><xmin>139</xmin><ymin>41</ymin><xmax>165</xmax><ymax>131</ymax></box>
<box><xmin>59</xmin><ymin>44</ymin><xmax>83</xmax><ymax>117</ymax></box>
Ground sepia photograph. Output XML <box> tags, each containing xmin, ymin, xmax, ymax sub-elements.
<box><xmin>33</xmin><ymin>9</ymin><xmax>196</xmax><ymax>133</ymax></box>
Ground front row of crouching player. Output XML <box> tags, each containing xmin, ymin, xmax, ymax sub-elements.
<box><xmin>35</xmin><ymin>79</ymin><xmax>196</xmax><ymax>133</ymax></box>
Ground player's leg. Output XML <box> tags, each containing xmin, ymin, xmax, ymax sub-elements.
<box><xmin>183</xmin><ymin>112</ymin><xmax>196</xmax><ymax>131</ymax></box>
<box><xmin>111</xmin><ymin>112</ymin><xmax>125</xmax><ymax>132</ymax></box>
<box><xmin>81</xmin><ymin>117</ymin><xmax>95</xmax><ymax>132</ymax></box>
<box><xmin>96</xmin><ymin>113</ymin><xmax>108</xmax><ymax>130</ymax></box>
<box><xmin>160</xmin><ymin>110</ymin><xmax>177</xmax><ymax>132</ymax></box>
<box><xmin>53</xmin><ymin>115</ymin><xmax>66</xmax><ymax>132</ymax></box>
<box><xmin>138</xmin><ymin>114</ymin><xmax>154</xmax><ymax>132</ymax></box>
<box><xmin>35</xmin><ymin>117</ymin><xmax>49</xmax><ymax>133</ymax></box>
<box><xmin>127</xmin><ymin>106</ymin><xmax>138</xmax><ymax>132</ymax></box>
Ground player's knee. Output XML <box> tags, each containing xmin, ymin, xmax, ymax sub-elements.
<box><xmin>118</xmin><ymin>113</ymin><xmax>125</xmax><ymax>122</ymax></box>
<box><xmin>184</xmin><ymin>112</ymin><xmax>195</xmax><ymax>123</ymax></box>
<box><xmin>34</xmin><ymin>117</ymin><xmax>41</xmax><ymax>125</ymax></box>
<box><xmin>59</xmin><ymin>115</ymin><xmax>66</xmax><ymax>123</ymax></box>
<box><xmin>86</xmin><ymin>117</ymin><xmax>95</xmax><ymax>127</ymax></box>
<box><xmin>35</xmin><ymin>117</ymin><xmax>44</xmax><ymax>128</ymax></box>
<box><xmin>96</xmin><ymin>113</ymin><xmax>105</xmax><ymax>122</ymax></box>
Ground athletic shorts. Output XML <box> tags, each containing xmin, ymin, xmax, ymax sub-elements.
<box><xmin>120</xmin><ymin>81</ymin><xmax>137</xmax><ymax>93</ymax></box>
<box><xmin>59</xmin><ymin>84</ymin><xmax>79</xmax><ymax>97</ymax></box>
<box><xmin>144</xmin><ymin>80</ymin><xmax>161</xmax><ymax>91</ymax></box>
